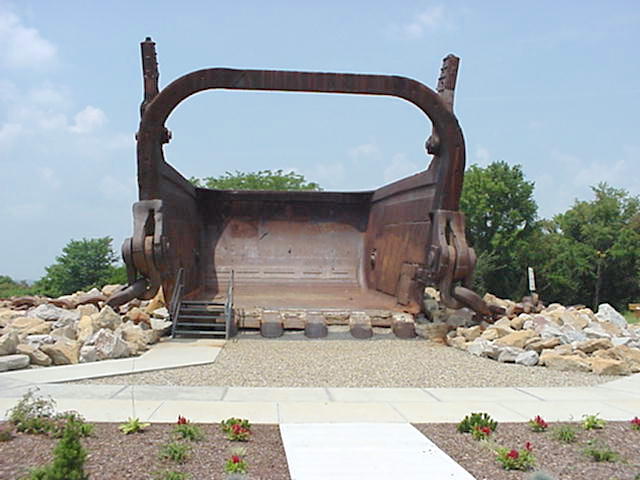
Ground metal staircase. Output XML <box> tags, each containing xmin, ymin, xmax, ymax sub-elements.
<box><xmin>169</xmin><ymin>269</ymin><xmax>235</xmax><ymax>339</ymax></box>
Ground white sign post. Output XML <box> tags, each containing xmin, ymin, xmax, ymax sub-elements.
<box><xmin>527</xmin><ymin>267</ymin><xmax>536</xmax><ymax>293</ymax></box>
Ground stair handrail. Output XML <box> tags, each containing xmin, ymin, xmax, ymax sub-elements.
<box><xmin>224</xmin><ymin>270</ymin><xmax>234</xmax><ymax>340</ymax></box>
<box><xmin>169</xmin><ymin>267</ymin><xmax>185</xmax><ymax>338</ymax></box>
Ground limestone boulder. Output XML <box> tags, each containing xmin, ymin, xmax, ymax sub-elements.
<box><xmin>416</xmin><ymin>322</ymin><xmax>449</xmax><ymax>343</ymax></box>
<box><xmin>16</xmin><ymin>344</ymin><xmax>52</xmax><ymax>366</ymax></box>
<box><xmin>0</xmin><ymin>354</ymin><xmax>30</xmax><ymax>371</ymax></box>
<box><xmin>539</xmin><ymin>352</ymin><xmax>591</xmax><ymax>372</ymax></box>
<box><xmin>593</xmin><ymin>345</ymin><xmax>640</xmax><ymax>372</ymax></box>
<box><xmin>50</xmin><ymin>324</ymin><xmax>77</xmax><ymax>340</ymax></box>
<box><xmin>76</xmin><ymin>316</ymin><xmax>95</xmax><ymax>344</ymax></box>
<box><xmin>481</xmin><ymin>326</ymin><xmax>513</xmax><ymax>341</ymax></box>
<box><xmin>575</xmin><ymin>338</ymin><xmax>614</xmax><ymax>354</ymax></box>
<box><xmin>0</xmin><ymin>331</ymin><xmax>19</xmax><ymax>355</ymax></box>
<box><xmin>7</xmin><ymin>317</ymin><xmax>50</xmax><ymax>336</ymax></box>
<box><xmin>79</xmin><ymin>346</ymin><xmax>98</xmax><ymax>363</ymax></box>
<box><xmin>29</xmin><ymin>304</ymin><xmax>80</xmax><ymax>325</ymax></box>
<box><xmin>87</xmin><ymin>328</ymin><xmax>130</xmax><ymax>360</ymax></box>
<box><xmin>497</xmin><ymin>346</ymin><xmax>524</xmax><ymax>363</ymax></box>
<box><xmin>558</xmin><ymin>325</ymin><xmax>587</xmax><ymax>344</ymax></box>
<box><xmin>150</xmin><ymin>317</ymin><xmax>172</xmax><ymax>333</ymax></box>
<box><xmin>515</xmin><ymin>350</ymin><xmax>539</xmax><ymax>366</ymax></box>
<box><xmin>77</xmin><ymin>304</ymin><xmax>99</xmax><ymax>317</ymax></box>
<box><xmin>525</xmin><ymin>337</ymin><xmax>561</xmax><ymax>353</ymax></box>
<box><xmin>457</xmin><ymin>325</ymin><xmax>482</xmax><ymax>342</ymax></box>
<box><xmin>559</xmin><ymin>311</ymin><xmax>590</xmax><ymax>330</ymax></box>
<box><xmin>446</xmin><ymin>308</ymin><xmax>474</xmax><ymax>329</ymax></box>
<box><xmin>124</xmin><ymin>307</ymin><xmax>151</xmax><ymax>326</ymax></box>
<box><xmin>121</xmin><ymin>322</ymin><xmax>148</xmax><ymax>353</ymax></box>
<box><xmin>447</xmin><ymin>336</ymin><xmax>467</xmax><ymax>350</ymax></box>
<box><xmin>94</xmin><ymin>306</ymin><xmax>122</xmax><ymax>330</ymax></box>
<box><xmin>23</xmin><ymin>334</ymin><xmax>55</xmax><ymax>348</ymax></box>
<box><xmin>589</xmin><ymin>357</ymin><xmax>630</xmax><ymax>376</ymax></box>
<box><xmin>40</xmin><ymin>338</ymin><xmax>81</xmax><ymax>365</ymax></box>
<box><xmin>510</xmin><ymin>315</ymin><xmax>531</xmax><ymax>331</ymax></box>
<box><xmin>539</xmin><ymin>323</ymin><xmax>563</xmax><ymax>339</ymax></box>
<box><xmin>0</xmin><ymin>309</ymin><xmax>25</xmax><ymax>327</ymax></box>
<box><xmin>466</xmin><ymin>338</ymin><xmax>498</xmax><ymax>358</ymax></box>
<box><xmin>495</xmin><ymin>330</ymin><xmax>537</xmax><ymax>349</ymax></box>
<box><xmin>595</xmin><ymin>303</ymin><xmax>628</xmax><ymax>330</ymax></box>
<box><xmin>145</xmin><ymin>288</ymin><xmax>165</xmax><ymax>313</ymax></box>
<box><xmin>101</xmin><ymin>284</ymin><xmax>124</xmax><ymax>297</ymax></box>
<box><xmin>151</xmin><ymin>307</ymin><xmax>170</xmax><ymax>320</ymax></box>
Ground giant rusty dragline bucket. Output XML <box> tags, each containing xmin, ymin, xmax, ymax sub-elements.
<box><xmin>109</xmin><ymin>37</ymin><xmax>491</xmax><ymax>320</ymax></box>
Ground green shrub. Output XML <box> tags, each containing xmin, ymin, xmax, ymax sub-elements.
<box><xmin>8</xmin><ymin>388</ymin><xmax>56</xmax><ymax>434</ymax></box>
<box><xmin>495</xmin><ymin>443</ymin><xmax>536</xmax><ymax>471</ymax></box>
<box><xmin>158</xmin><ymin>441</ymin><xmax>191</xmax><ymax>464</ymax></box>
<box><xmin>583</xmin><ymin>439</ymin><xmax>618</xmax><ymax>462</ymax></box>
<box><xmin>221</xmin><ymin>417</ymin><xmax>252</xmax><ymax>442</ymax></box>
<box><xmin>50</xmin><ymin>412</ymin><xmax>93</xmax><ymax>438</ymax></box>
<box><xmin>582</xmin><ymin>414</ymin><xmax>606</xmax><ymax>430</ymax></box>
<box><xmin>224</xmin><ymin>447</ymin><xmax>248</xmax><ymax>475</ymax></box>
<box><xmin>26</xmin><ymin>418</ymin><xmax>89</xmax><ymax>480</ymax></box>
<box><xmin>551</xmin><ymin>424</ymin><xmax>577</xmax><ymax>444</ymax></box>
<box><xmin>172</xmin><ymin>423</ymin><xmax>204</xmax><ymax>442</ymax></box>
<box><xmin>457</xmin><ymin>412</ymin><xmax>497</xmax><ymax>434</ymax></box>
<box><xmin>118</xmin><ymin>417</ymin><xmax>150</xmax><ymax>435</ymax></box>
<box><xmin>0</xmin><ymin>424</ymin><xmax>14</xmax><ymax>442</ymax></box>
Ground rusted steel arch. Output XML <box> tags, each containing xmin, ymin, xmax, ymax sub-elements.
<box><xmin>137</xmin><ymin>68</ymin><xmax>466</xmax><ymax>211</ymax></box>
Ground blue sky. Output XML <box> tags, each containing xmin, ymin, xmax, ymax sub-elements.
<box><xmin>1</xmin><ymin>0</ymin><xmax>639</xmax><ymax>281</ymax></box>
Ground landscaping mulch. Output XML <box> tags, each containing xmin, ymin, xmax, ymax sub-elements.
<box><xmin>0</xmin><ymin>422</ymin><xmax>290</xmax><ymax>480</ymax></box>
<box><xmin>416</xmin><ymin>422</ymin><xmax>640</xmax><ymax>480</ymax></box>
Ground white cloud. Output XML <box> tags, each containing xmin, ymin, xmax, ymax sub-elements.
<box><xmin>0</xmin><ymin>10</ymin><xmax>57</xmax><ymax>69</ymax></box>
<box><xmin>401</xmin><ymin>5</ymin><xmax>447</xmax><ymax>38</ymax></box>
<box><xmin>348</xmin><ymin>142</ymin><xmax>380</xmax><ymax>160</ymax></box>
<box><xmin>0</xmin><ymin>122</ymin><xmax>23</xmax><ymax>149</ymax></box>
<box><xmin>383</xmin><ymin>153</ymin><xmax>419</xmax><ymax>183</ymax></box>
<box><xmin>69</xmin><ymin>106</ymin><xmax>107</xmax><ymax>134</ymax></box>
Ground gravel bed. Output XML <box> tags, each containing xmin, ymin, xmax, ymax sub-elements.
<box><xmin>72</xmin><ymin>330</ymin><xmax>616</xmax><ymax>387</ymax></box>
<box><xmin>416</xmin><ymin>422</ymin><xmax>640</xmax><ymax>480</ymax></box>
<box><xmin>0</xmin><ymin>422</ymin><xmax>289</xmax><ymax>480</ymax></box>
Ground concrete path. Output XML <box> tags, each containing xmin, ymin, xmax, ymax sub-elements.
<box><xmin>0</xmin><ymin>338</ymin><xmax>223</xmax><ymax>383</ymax></box>
<box><xmin>280</xmin><ymin>423</ymin><xmax>475</xmax><ymax>479</ymax></box>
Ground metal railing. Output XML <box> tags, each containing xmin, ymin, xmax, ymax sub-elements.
<box><xmin>169</xmin><ymin>267</ymin><xmax>184</xmax><ymax>339</ymax></box>
<box><xmin>224</xmin><ymin>270</ymin><xmax>235</xmax><ymax>340</ymax></box>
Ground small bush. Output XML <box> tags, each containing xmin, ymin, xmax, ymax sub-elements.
<box><xmin>221</xmin><ymin>417</ymin><xmax>252</xmax><ymax>442</ymax></box>
<box><xmin>173</xmin><ymin>423</ymin><xmax>204</xmax><ymax>442</ymax></box>
<box><xmin>8</xmin><ymin>388</ymin><xmax>56</xmax><ymax>434</ymax></box>
<box><xmin>119</xmin><ymin>417</ymin><xmax>150</xmax><ymax>435</ymax></box>
<box><xmin>457</xmin><ymin>412</ymin><xmax>497</xmax><ymax>434</ymax></box>
<box><xmin>158</xmin><ymin>441</ymin><xmax>191</xmax><ymax>464</ymax></box>
<box><xmin>50</xmin><ymin>412</ymin><xmax>93</xmax><ymax>439</ymax></box>
<box><xmin>26</xmin><ymin>418</ymin><xmax>89</xmax><ymax>480</ymax></box>
<box><xmin>224</xmin><ymin>447</ymin><xmax>248</xmax><ymax>475</ymax></box>
<box><xmin>0</xmin><ymin>424</ymin><xmax>14</xmax><ymax>442</ymax></box>
<box><xmin>582</xmin><ymin>413</ymin><xmax>606</xmax><ymax>430</ymax></box>
<box><xmin>583</xmin><ymin>439</ymin><xmax>618</xmax><ymax>462</ymax></box>
<box><xmin>471</xmin><ymin>425</ymin><xmax>492</xmax><ymax>441</ymax></box>
<box><xmin>495</xmin><ymin>442</ymin><xmax>536</xmax><ymax>471</ymax></box>
<box><xmin>528</xmin><ymin>415</ymin><xmax>549</xmax><ymax>432</ymax></box>
<box><xmin>152</xmin><ymin>470</ymin><xmax>190</xmax><ymax>480</ymax></box>
<box><xmin>551</xmin><ymin>425</ymin><xmax>577</xmax><ymax>444</ymax></box>
<box><xmin>630</xmin><ymin>416</ymin><xmax>640</xmax><ymax>431</ymax></box>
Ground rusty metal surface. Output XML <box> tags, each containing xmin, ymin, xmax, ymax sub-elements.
<box><xmin>113</xmin><ymin>37</ymin><xmax>490</xmax><ymax>317</ymax></box>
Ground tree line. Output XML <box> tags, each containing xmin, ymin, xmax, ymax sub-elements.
<box><xmin>2</xmin><ymin>166</ymin><xmax>638</xmax><ymax>311</ymax></box>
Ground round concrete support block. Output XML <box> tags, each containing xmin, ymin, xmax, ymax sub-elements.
<box><xmin>261</xmin><ymin>321</ymin><xmax>283</xmax><ymax>338</ymax></box>
<box><xmin>392</xmin><ymin>321</ymin><xmax>416</xmax><ymax>339</ymax></box>
<box><xmin>305</xmin><ymin>314</ymin><xmax>328</xmax><ymax>338</ymax></box>
<box><xmin>350</xmin><ymin>324</ymin><xmax>373</xmax><ymax>339</ymax></box>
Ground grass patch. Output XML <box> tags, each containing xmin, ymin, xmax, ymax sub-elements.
<box><xmin>623</xmin><ymin>310</ymin><xmax>639</xmax><ymax>324</ymax></box>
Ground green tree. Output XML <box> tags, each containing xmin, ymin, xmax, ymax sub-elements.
<box><xmin>190</xmin><ymin>169</ymin><xmax>321</xmax><ymax>191</ymax></box>
<box><xmin>0</xmin><ymin>275</ymin><xmax>34</xmax><ymax>298</ymax></box>
<box><xmin>541</xmin><ymin>183</ymin><xmax>640</xmax><ymax>309</ymax></box>
<box><xmin>460</xmin><ymin>161</ymin><xmax>538</xmax><ymax>298</ymax></box>
<box><xmin>35</xmin><ymin>237</ymin><xmax>122</xmax><ymax>297</ymax></box>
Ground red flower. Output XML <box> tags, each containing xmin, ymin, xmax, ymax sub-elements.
<box><xmin>231</xmin><ymin>455</ymin><xmax>241</xmax><ymax>464</ymax></box>
<box><xmin>534</xmin><ymin>415</ymin><xmax>548</xmax><ymax>428</ymax></box>
<box><xmin>507</xmin><ymin>449</ymin><xmax>519</xmax><ymax>459</ymax></box>
<box><xmin>177</xmin><ymin>415</ymin><xmax>188</xmax><ymax>425</ymax></box>
<box><xmin>481</xmin><ymin>426</ymin><xmax>491</xmax><ymax>434</ymax></box>
<box><xmin>631</xmin><ymin>417</ymin><xmax>640</xmax><ymax>426</ymax></box>
<box><xmin>524</xmin><ymin>442</ymin><xmax>533</xmax><ymax>451</ymax></box>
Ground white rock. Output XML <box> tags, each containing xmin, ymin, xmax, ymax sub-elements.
<box><xmin>559</xmin><ymin>325</ymin><xmax>587</xmax><ymax>344</ymax></box>
<box><xmin>150</xmin><ymin>317</ymin><xmax>172</xmax><ymax>332</ymax></box>
<box><xmin>94</xmin><ymin>306</ymin><xmax>122</xmax><ymax>330</ymax></box>
<box><xmin>151</xmin><ymin>307</ymin><xmax>170</xmax><ymax>320</ymax></box>
<box><xmin>515</xmin><ymin>350</ymin><xmax>539</xmax><ymax>366</ymax></box>
<box><xmin>595</xmin><ymin>303</ymin><xmax>628</xmax><ymax>330</ymax></box>
<box><xmin>497</xmin><ymin>346</ymin><xmax>525</xmax><ymax>363</ymax></box>
<box><xmin>16</xmin><ymin>344</ymin><xmax>52</xmax><ymax>366</ymax></box>
<box><xmin>0</xmin><ymin>354</ymin><xmax>30</xmax><ymax>371</ymax></box>
<box><xmin>29</xmin><ymin>304</ymin><xmax>80</xmax><ymax>324</ymax></box>
<box><xmin>101</xmin><ymin>284</ymin><xmax>124</xmax><ymax>297</ymax></box>
<box><xmin>466</xmin><ymin>338</ymin><xmax>497</xmax><ymax>358</ymax></box>
<box><xmin>79</xmin><ymin>345</ymin><xmax>98</xmax><ymax>363</ymax></box>
<box><xmin>87</xmin><ymin>328</ymin><xmax>130</xmax><ymax>360</ymax></box>
<box><xmin>24</xmin><ymin>334</ymin><xmax>56</xmax><ymax>347</ymax></box>
<box><xmin>612</xmin><ymin>337</ymin><xmax>633</xmax><ymax>346</ymax></box>
<box><xmin>0</xmin><ymin>331</ymin><xmax>20</xmax><ymax>355</ymax></box>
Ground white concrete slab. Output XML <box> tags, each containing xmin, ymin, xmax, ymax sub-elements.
<box><xmin>328</xmin><ymin>387</ymin><xmax>438</xmax><ymax>403</ymax></box>
<box><xmin>1</xmin><ymin>383</ymin><xmax>127</xmax><ymax>399</ymax></box>
<box><xmin>113</xmin><ymin>384</ymin><xmax>226</xmax><ymax>401</ymax></box>
<box><xmin>147</xmin><ymin>400</ymin><xmax>278</xmax><ymax>424</ymax></box>
<box><xmin>224</xmin><ymin>387</ymin><xmax>329</xmax><ymax>402</ymax></box>
<box><xmin>503</xmin><ymin>400</ymin><xmax>637</xmax><ymax>422</ymax></box>
<box><xmin>280</xmin><ymin>423</ymin><xmax>475</xmax><ymax>480</ymax></box>
<box><xmin>0</xmin><ymin>339</ymin><xmax>222</xmax><ymax>383</ymax></box>
<box><xmin>518</xmin><ymin>386</ymin><xmax>640</xmax><ymax>401</ymax></box>
<box><xmin>392</xmin><ymin>401</ymin><xmax>527</xmax><ymax>423</ymax></box>
<box><xmin>278</xmin><ymin>402</ymin><xmax>406</xmax><ymax>423</ymax></box>
<box><xmin>426</xmin><ymin>387</ymin><xmax>540</xmax><ymax>402</ymax></box>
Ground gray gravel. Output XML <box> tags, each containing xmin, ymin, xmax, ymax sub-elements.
<box><xmin>71</xmin><ymin>328</ymin><xmax>617</xmax><ymax>388</ymax></box>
